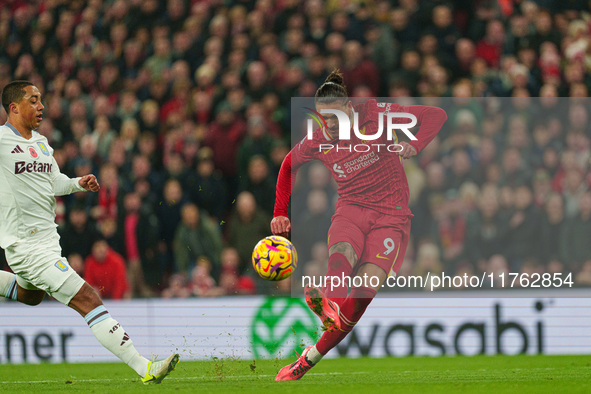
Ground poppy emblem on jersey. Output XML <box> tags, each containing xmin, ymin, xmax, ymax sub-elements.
<box><xmin>28</xmin><ymin>146</ymin><xmax>38</xmax><ymax>158</ymax></box>
<box><xmin>55</xmin><ymin>260</ymin><xmax>68</xmax><ymax>272</ymax></box>
<box><xmin>37</xmin><ymin>142</ymin><xmax>49</xmax><ymax>156</ymax></box>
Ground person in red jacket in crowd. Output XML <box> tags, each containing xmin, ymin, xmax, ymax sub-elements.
<box><xmin>84</xmin><ymin>239</ymin><xmax>130</xmax><ymax>300</ymax></box>
<box><xmin>271</xmin><ymin>69</ymin><xmax>447</xmax><ymax>380</ymax></box>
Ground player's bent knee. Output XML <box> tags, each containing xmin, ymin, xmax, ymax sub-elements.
<box><xmin>68</xmin><ymin>282</ymin><xmax>104</xmax><ymax>316</ymax></box>
<box><xmin>17</xmin><ymin>286</ymin><xmax>46</xmax><ymax>306</ymax></box>
<box><xmin>329</xmin><ymin>242</ymin><xmax>358</xmax><ymax>266</ymax></box>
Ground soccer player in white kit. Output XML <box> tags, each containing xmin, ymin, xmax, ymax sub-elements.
<box><xmin>0</xmin><ymin>81</ymin><xmax>179</xmax><ymax>384</ymax></box>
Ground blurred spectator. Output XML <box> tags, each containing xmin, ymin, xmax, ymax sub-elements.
<box><xmin>91</xmin><ymin>115</ymin><xmax>116</xmax><ymax>162</ymax></box>
<box><xmin>412</xmin><ymin>162</ymin><xmax>446</xmax><ymax>241</ymax></box>
<box><xmin>121</xmin><ymin>192</ymin><xmax>161</xmax><ymax>297</ymax></box>
<box><xmin>227</xmin><ymin>191</ymin><xmax>271</xmax><ymax>271</ymax></box>
<box><xmin>341</xmin><ymin>40</ymin><xmax>380</xmax><ymax>96</ymax></box>
<box><xmin>173</xmin><ymin>203</ymin><xmax>223</xmax><ymax>274</ymax></box>
<box><xmin>562</xmin><ymin>168</ymin><xmax>588</xmax><ymax>219</ymax></box>
<box><xmin>161</xmin><ymin>273</ymin><xmax>191</xmax><ymax>299</ymax></box>
<box><xmin>562</xmin><ymin>192</ymin><xmax>591</xmax><ymax>269</ymax></box>
<box><xmin>127</xmin><ymin>154</ymin><xmax>164</xmax><ymax>200</ymax></box>
<box><xmin>59</xmin><ymin>205</ymin><xmax>99</xmax><ymax>259</ymax></box>
<box><xmin>435</xmin><ymin>190</ymin><xmax>467</xmax><ymax>268</ymax></box>
<box><xmin>465</xmin><ymin>185</ymin><xmax>508</xmax><ymax>267</ymax></box>
<box><xmin>505</xmin><ymin>185</ymin><xmax>540</xmax><ymax>269</ymax></box>
<box><xmin>475</xmin><ymin>20</ymin><xmax>505</xmax><ymax>69</ymax></box>
<box><xmin>239</xmin><ymin>155</ymin><xmax>276</xmax><ymax>215</ymax></box>
<box><xmin>218</xmin><ymin>247</ymin><xmax>257</xmax><ymax>295</ymax></box>
<box><xmin>188</xmin><ymin>257</ymin><xmax>221</xmax><ymax>297</ymax></box>
<box><xmin>90</xmin><ymin>163</ymin><xmax>121</xmax><ymax>224</ymax></box>
<box><xmin>84</xmin><ymin>239</ymin><xmax>130</xmax><ymax>300</ymax></box>
<box><xmin>500</xmin><ymin>147</ymin><xmax>530</xmax><ymax>187</ymax></box>
<box><xmin>487</xmin><ymin>254</ymin><xmax>510</xmax><ymax>288</ymax></box>
<box><xmin>67</xmin><ymin>253</ymin><xmax>85</xmax><ymax>277</ymax></box>
<box><xmin>413</xmin><ymin>242</ymin><xmax>443</xmax><ymax>290</ymax></box>
<box><xmin>295</xmin><ymin>189</ymin><xmax>333</xmax><ymax>264</ymax></box>
<box><xmin>238</xmin><ymin>115</ymin><xmax>275</xmax><ymax>179</ymax></box>
<box><xmin>203</xmin><ymin>102</ymin><xmax>246</xmax><ymax>181</ymax></box>
<box><xmin>185</xmin><ymin>147</ymin><xmax>228</xmax><ymax>221</ymax></box>
<box><xmin>532</xmin><ymin>170</ymin><xmax>552</xmax><ymax>208</ymax></box>
<box><xmin>539</xmin><ymin>193</ymin><xmax>568</xmax><ymax>265</ymax></box>
<box><xmin>156</xmin><ymin>179</ymin><xmax>186</xmax><ymax>272</ymax></box>
<box><xmin>446</xmin><ymin>149</ymin><xmax>478</xmax><ymax>190</ymax></box>
<box><xmin>576</xmin><ymin>260</ymin><xmax>591</xmax><ymax>287</ymax></box>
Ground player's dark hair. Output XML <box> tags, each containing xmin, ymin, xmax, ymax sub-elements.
<box><xmin>1</xmin><ymin>80</ymin><xmax>34</xmax><ymax>114</ymax></box>
<box><xmin>315</xmin><ymin>69</ymin><xmax>348</xmax><ymax>105</ymax></box>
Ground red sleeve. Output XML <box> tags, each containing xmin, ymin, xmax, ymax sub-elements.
<box><xmin>273</xmin><ymin>151</ymin><xmax>295</xmax><ymax>218</ymax></box>
<box><xmin>401</xmin><ymin>105</ymin><xmax>447</xmax><ymax>153</ymax></box>
<box><xmin>273</xmin><ymin>140</ymin><xmax>315</xmax><ymax>218</ymax></box>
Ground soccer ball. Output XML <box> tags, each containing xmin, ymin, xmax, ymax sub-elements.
<box><xmin>252</xmin><ymin>236</ymin><xmax>297</xmax><ymax>281</ymax></box>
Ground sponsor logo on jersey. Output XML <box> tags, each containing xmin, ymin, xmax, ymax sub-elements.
<box><xmin>333</xmin><ymin>163</ymin><xmax>346</xmax><ymax>178</ymax></box>
<box><xmin>15</xmin><ymin>161</ymin><xmax>53</xmax><ymax>174</ymax></box>
<box><xmin>37</xmin><ymin>142</ymin><xmax>49</xmax><ymax>156</ymax></box>
<box><xmin>11</xmin><ymin>145</ymin><xmax>24</xmax><ymax>154</ymax></box>
<box><xmin>28</xmin><ymin>146</ymin><xmax>38</xmax><ymax>158</ymax></box>
<box><xmin>55</xmin><ymin>260</ymin><xmax>68</xmax><ymax>272</ymax></box>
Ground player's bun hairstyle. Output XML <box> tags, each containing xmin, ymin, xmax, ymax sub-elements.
<box><xmin>315</xmin><ymin>69</ymin><xmax>348</xmax><ymax>105</ymax></box>
<box><xmin>1</xmin><ymin>80</ymin><xmax>34</xmax><ymax>114</ymax></box>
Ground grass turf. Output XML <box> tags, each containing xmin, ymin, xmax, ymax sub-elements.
<box><xmin>1</xmin><ymin>355</ymin><xmax>590</xmax><ymax>393</ymax></box>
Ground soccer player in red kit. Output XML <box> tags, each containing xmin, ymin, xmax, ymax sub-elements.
<box><xmin>272</xmin><ymin>70</ymin><xmax>447</xmax><ymax>380</ymax></box>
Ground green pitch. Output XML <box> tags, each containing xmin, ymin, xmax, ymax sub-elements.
<box><xmin>1</xmin><ymin>355</ymin><xmax>590</xmax><ymax>393</ymax></box>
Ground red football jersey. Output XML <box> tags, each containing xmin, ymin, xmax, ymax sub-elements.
<box><xmin>274</xmin><ymin>99</ymin><xmax>446</xmax><ymax>218</ymax></box>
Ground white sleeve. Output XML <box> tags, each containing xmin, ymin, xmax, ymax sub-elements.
<box><xmin>50</xmin><ymin>156</ymin><xmax>86</xmax><ymax>196</ymax></box>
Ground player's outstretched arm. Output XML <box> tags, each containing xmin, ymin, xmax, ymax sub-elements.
<box><xmin>50</xmin><ymin>156</ymin><xmax>90</xmax><ymax>196</ymax></box>
<box><xmin>272</xmin><ymin>151</ymin><xmax>297</xmax><ymax>237</ymax></box>
<box><xmin>271</xmin><ymin>139</ymin><xmax>316</xmax><ymax>237</ymax></box>
<box><xmin>78</xmin><ymin>174</ymin><xmax>100</xmax><ymax>192</ymax></box>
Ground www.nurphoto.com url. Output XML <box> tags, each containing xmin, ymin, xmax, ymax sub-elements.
<box><xmin>302</xmin><ymin>272</ymin><xmax>575</xmax><ymax>292</ymax></box>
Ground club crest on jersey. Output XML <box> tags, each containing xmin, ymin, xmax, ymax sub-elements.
<box><xmin>28</xmin><ymin>146</ymin><xmax>38</xmax><ymax>158</ymax></box>
<box><xmin>37</xmin><ymin>142</ymin><xmax>49</xmax><ymax>156</ymax></box>
<box><xmin>55</xmin><ymin>260</ymin><xmax>68</xmax><ymax>272</ymax></box>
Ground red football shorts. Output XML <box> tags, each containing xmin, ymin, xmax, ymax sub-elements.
<box><xmin>328</xmin><ymin>204</ymin><xmax>411</xmax><ymax>275</ymax></box>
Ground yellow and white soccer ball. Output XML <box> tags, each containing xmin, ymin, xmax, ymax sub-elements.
<box><xmin>252</xmin><ymin>236</ymin><xmax>297</xmax><ymax>281</ymax></box>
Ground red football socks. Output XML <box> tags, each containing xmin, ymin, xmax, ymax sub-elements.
<box><xmin>323</xmin><ymin>252</ymin><xmax>353</xmax><ymax>306</ymax></box>
<box><xmin>316</xmin><ymin>286</ymin><xmax>377</xmax><ymax>355</ymax></box>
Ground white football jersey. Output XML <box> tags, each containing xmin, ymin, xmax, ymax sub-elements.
<box><xmin>0</xmin><ymin>123</ymin><xmax>84</xmax><ymax>248</ymax></box>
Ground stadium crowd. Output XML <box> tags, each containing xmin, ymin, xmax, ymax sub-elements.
<box><xmin>1</xmin><ymin>0</ymin><xmax>591</xmax><ymax>298</ymax></box>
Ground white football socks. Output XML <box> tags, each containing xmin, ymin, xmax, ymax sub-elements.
<box><xmin>305</xmin><ymin>345</ymin><xmax>324</xmax><ymax>365</ymax></box>
<box><xmin>0</xmin><ymin>270</ymin><xmax>17</xmax><ymax>300</ymax></box>
<box><xmin>85</xmin><ymin>305</ymin><xmax>150</xmax><ymax>376</ymax></box>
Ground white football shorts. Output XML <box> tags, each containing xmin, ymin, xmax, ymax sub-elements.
<box><xmin>5</xmin><ymin>228</ymin><xmax>85</xmax><ymax>305</ymax></box>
